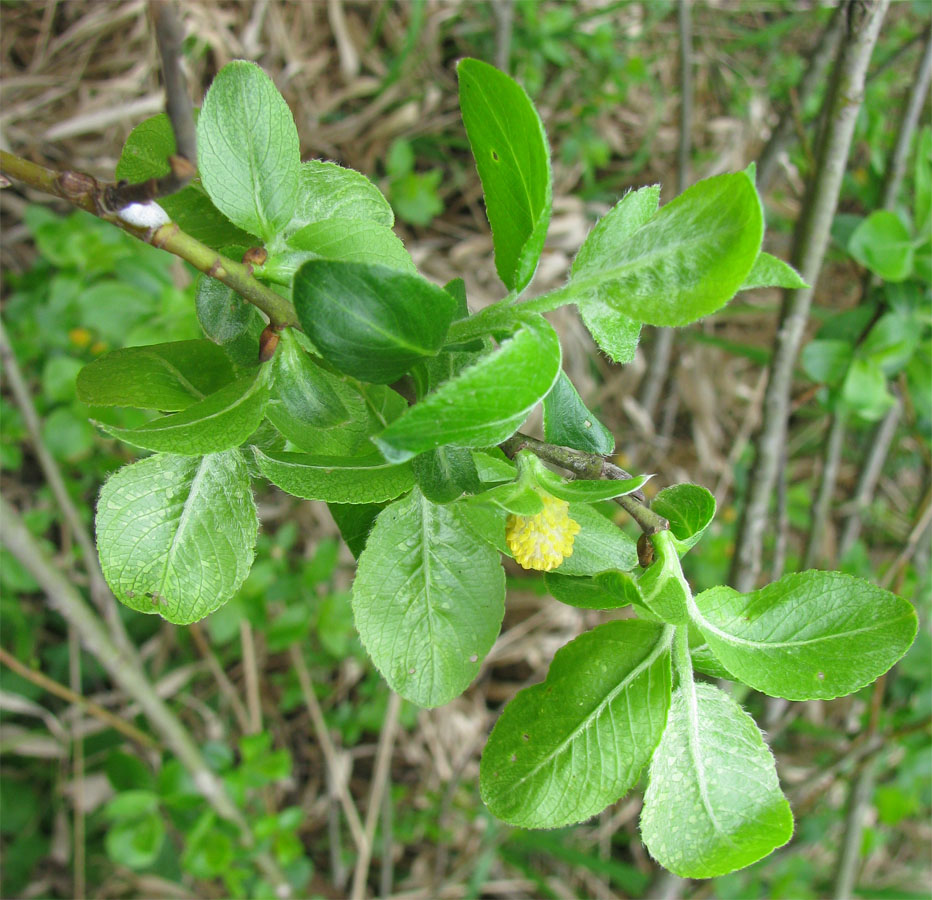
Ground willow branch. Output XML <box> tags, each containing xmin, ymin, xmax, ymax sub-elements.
<box><xmin>500</xmin><ymin>432</ymin><xmax>669</xmax><ymax>534</ymax></box>
<box><xmin>0</xmin><ymin>151</ymin><xmax>298</xmax><ymax>328</ymax></box>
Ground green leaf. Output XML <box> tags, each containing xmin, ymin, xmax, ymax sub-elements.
<box><xmin>288</xmin><ymin>160</ymin><xmax>394</xmax><ymax>232</ymax></box>
<box><xmin>689</xmin><ymin>571</ymin><xmax>917</xmax><ymax>701</ymax></box>
<box><xmin>536</xmin><ymin>469</ymin><xmax>649</xmax><ymax>504</ymax></box>
<box><xmin>352</xmin><ymin>489</ymin><xmax>505</xmax><ymax>707</ymax></box>
<box><xmin>480</xmin><ymin>620</ymin><xmax>672</xmax><ymax>827</ymax></box>
<box><xmin>96</xmin><ymin>451</ymin><xmax>258</xmax><ymax>624</ymax></box>
<box><xmin>115</xmin><ymin>113</ymin><xmax>254</xmax><ymax>250</ymax></box>
<box><xmin>553</xmin><ymin>502</ymin><xmax>638</xmax><ymax>576</ymax></box>
<box><xmin>650</xmin><ymin>484</ymin><xmax>716</xmax><ymax>553</ymax></box>
<box><xmin>577</xmin><ymin>302</ymin><xmax>642</xmax><ymax>364</ymax></box>
<box><xmin>105</xmin><ymin>811</ymin><xmax>165</xmax><ymax>870</ymax></box>
<box><xmin>636</xmin><ymin>531</ymin><xmax>689</xmax><ymax>624</ymax></box>
<box><xmin>100</xmin><ymin>370</ymin><xmax>270</xmax><ymax>455</ymax></box>
<box><xmin>800</xmin><ymin>338</ymin><xmax>853</xmax><ymax>386</ymax></box>
<box><xmin>640</xmin><ymin>681</ymin><xmax>793</xmax><ymax>878</ymax></box>
<box><xmin>327</xmin><ymin>503</ymin><xmax>384</xmax><ymax>559</ymax></box>
<box><xmin>457</xmin><ymin>58</ymin><xmax>552</xmax><ymax>292</ymax></box>
<box><xmin>293</xmin><ymin>260</ymin><xmax>458</xmax><ymax>383</ymax></box>
<box><xmin>543</xmin><ymin>371</ymin><xmax>614</xmax><ymax>454</ymax></box>
<box><xmin>195</xmin><ymin>275</ymin><xmax>260</xmax><ymax>346</ymax></box>
<box><xmin>567</xmin><ymin>172</ymin><xmax>763</xmax><ymax>327</ymax></box>
<box><xmin>848</xmin><ymin>210</ymin><xmax>914</xmax><ymax>282</ymax></box>
<box><xmin>77</xmin><ymin>340</ymin><xmax>234</xmax><ymax>411</ymax></box>
<box><xmin>374</xmin><ymin>315</ymin><xmax>561</xmax><ymax>463</ymax></box>
<box><xmin>688</xmin><ymin>626</ymin><xmax>735</xmax><ymax>681</ymax></box>
<box><xmin>270</xmin><ymin>330</ymin><xmax>348</xmax><ymax>429</ymax></box>
<box><xmin>197</xmin><ymin>61</ymin><xmax>300</xmax><ymax>242</ymax></box>
<box><xmin>841</xmin><ymin>358</ymin><xmax>895</xmax><ymax>421</ymax></box>
<box><xmin>102</xmin><ymin>790</ymin><xmax>160</xmax><ymax>820</ymax></box>
<box><xmin>286</xmin><ymin>219</ymin><xmax>416</xmax><ymax>273</ymax></box>
<box><xmin>411</xmin><ymin>447</ymin><xmax>481</xmax><ymax>503</ymax></box>
<box><xmin>254</xmin><ymin>448</ymin><xmax>414</xmax><ymax>504</ymax></box>
<box><xmin>860</xmin><ymin>312</ymin><xmax>921</xmax><ymax>377</ymax></box>
<box><xmin>390</xmin><ymin>170</ymin><xmax>444</xmax><ymax>227</ymax></box>
<box><xmin>544</xmin><ymin>570</ymin><xmax>642</xmax><ymax>609</ymax></box>
<box><xmin>739</xmin><ymin>252</ymin><xmax>807</xmax><ymax>290</ymax></box>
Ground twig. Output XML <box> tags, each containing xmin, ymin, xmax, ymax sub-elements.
<box><xmin>188</xmin><ymin>623</ymin><xmax>251</xmax><ymax>734</ymax></box>
<box><xmin>771</xmin><ymin>443</ymin><xmax>790</xmax><ymax>580</ymax></box>
<box><xmin>289</xmin><ymin>645</ymin><xmax>367</xmax><ymax>852</ymax></box>
<box><xmin>730</xmin><ymin>0</ymin><xmax>890</xmax><ymax>593</ymax></box>
<box><xmin>499</xmin><ymin>432</ymin><xmax>669</xmax><ymax>534</ymax></box>
<box><xmin>757</xmin><ymin>4</ymin><xmax>845</xmax><ymax>191</ymax></box>
<box><xmin>240</xmin><ymin>620</ymin><xmax>263</xmax><ymax>734</ymax></box>
<box><xmin>0</xmin><ymin>646</ymin><xmax>158</xmax><ymax>750</ymax></box>
<box><xmin>838</xmin><ymin>401</ymin><xmax>901</xmax><ymax>557</ymax></box>
<box><xmin>0</xmin><ymin>151</ymin><xmax>298</xmax><ymax>329</ymax></box>
<box><xmin>0</xmin><ymin>319</ymin><xmax>137</xmax><ymax>662</ymax></box>
<box><xmin>803</xmin><ymin>408</ymin><xmax>848</xmax><ymax>569</ymax></box>
<box><xmin>0</xmin><ymin>497</ymin><xmax>293</xmax><ymax>897</ymax></box>
<box><xmin>351</xmin><ymin>691</ymin><xmax>402</xmax><ymax>900</ymax></box>
<box><xmin>880</xmin><ymin>485</ymin><xmax>932</xmax><ymax>590</ymax></box>
<box><xmin>379</xmin><ymin>772</ymin><xmax>394</xmax><ymax>898</ymax></box>
<box><xmin>493</xmin><ymin>0</ymin><xmax>515</xmax><ymax>74</ymax></box>
<box><xmin>69</xmin><ymin>627</ymin><xmax>86</xmax><ymax>900</ymax></box>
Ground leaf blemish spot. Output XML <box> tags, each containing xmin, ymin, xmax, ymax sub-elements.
<box><xmin>510</xmin><ymin>754</ymin><xmax>516</xmax><ymax>762</ymax></box>
<box><xmin>469</xmin><ymin>653</ymin><xmax>478</xmax><ymax>663</ymax></box>
<box><xmin>408</xmin><ymin>667</ymin><xmax>416</xmax><ymax>675</ymax></box>
<box><xmin>817</xmin><ymin>671</ymin><xmax>825</xmax><ymax>679</ymax></box>
<box><xmin>522</xmin><ymin>733</ymin><xmax>529</xmax><ymax>741</ymax></box>
<box><xmin>491</xmin><ymin>150</ymin><xmax>500</xmax><ymax>162</ymax></box>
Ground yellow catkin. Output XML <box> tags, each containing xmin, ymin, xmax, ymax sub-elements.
<box><xmin>505</xmin><ymin>494</ymin><xmax>581</xmax><ymax>572</ymax></box>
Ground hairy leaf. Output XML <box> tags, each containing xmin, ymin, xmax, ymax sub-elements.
<box><xmin>286</xmin><ymin>218</ymin><xmax>415</xmax><ymax>273</ymax></box>
<box><xmin>739</xmin><ymin>252</ymin><xmax>807</xmax><ymax>291</ymax></box>
<box><xmin>289</xmin><ymin>160</ymin><xmax>394</xmax><ymax>232</ymax></box>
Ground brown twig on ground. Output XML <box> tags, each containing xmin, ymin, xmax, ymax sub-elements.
<box><xmin>730</xmin><ymin>0</ymin><xmax>890</xmax><ymax>593</ymax></box>
<box><xmin>188</xmin><ymin>623</ymin><xmax>252</xmax><ymax>734</ymax></box>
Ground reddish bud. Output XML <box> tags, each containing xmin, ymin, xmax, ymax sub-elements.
<box><xmin>258</xmin><ymin>325</ymin><xmax>280</xmax><ymax>363</ymax></box>
<box><xmin>242</xmin><ymin>246</ymin><xmax>268</xmax><ymax>267</ymax></box>
<box><xmin>637</xmin><ymin>533</ymin><xmax>655</xmax><ymax>568</ymax></box>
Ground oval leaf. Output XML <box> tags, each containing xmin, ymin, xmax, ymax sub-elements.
<box><xmin>96</xmin><ymin>451</ymin><xmax>258</xmax><ymax>624</ymax></box>
<box><xmin>689</xmin><ymin>571</ymin><xmax>918</xmax><ymax>700</ymax></box>
<box><xmin>293</xmin><ymin>260</ymin><xmax>458</xmax><ymax>383</ymax></box>
<box><xmin>650</xmin><ymin>483</ymin><xmax>716</xmax><ymax>553</ymax></box>
<box><xmin>77</xmin><ymin>340</ymin><xmax>234</xmax><ymax>411</ymax></box>
<box><xmin>544</xmin><ymin>570</ymin><xmax>642</xmax><ymax>610</ymax></box>
<box><xmin>352</xmin><ymin>489</ymin><xmax>505</xmax><ymax>707</ymax></box>
<box><xmin>197</xmin><ymin>61</ymin><xmax>300</xmax><ymax>241</ymax></box>
<box><xmin>254</xmin><ymin>448</ymin><xmax>414</xmax><ymax>504</ymax></box>
<box><xmin>288</xmin><ymin>160</ymin><xmax>394</xmax><ymax>232</ymax></box>
<box><xmin>542</xmin><ymin>370</ymin><xmax>615</xmax><ymax>455</ymax></box>
<box><xmin>554</xmin><ymin>502</ymin><xmax>638</xmax><ymax>576</ymax></box>
<box><xmin>457</xmin><ymin>58</ymin><xmax>552</xmax><ymax>293</ymax></box>
<box><xmin>537</xmin><ymin>468</ymin><xmax>649</xmax><ymax>503</ymax></box>
<box><xmin>374</xmin><ymin>315</ymin><xmax>561</xmax><ymax>463</ymax></box>
<box><xmin>100</xmin><ymin>371</ymin><xmax>270</xmax><ymax>455</ymax></box>
<box><xmin>480</xmin><ymin>620</ymin><xmax>672</xmax><ymax>827</ymax></box>
<box><xmin>286</xmin><ymin>219</ymin><xmax>415</xmax><ymax>273</ymax></box>
<box><xmin>641</xmin><ymin>682</ymin><xmax>793</xmax><ymax>878</ymax></box>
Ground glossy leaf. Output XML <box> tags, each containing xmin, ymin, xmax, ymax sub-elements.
<box><xmin>543</xmin><ymin>371</ymin><xmax>615</xmax><ymax>454</ymax></box>
<box><xmin>286</xmin><ymin>219</ymin><xmax>416</xmax><ymax>273</ymax></box>
<box><xmin>739</xmin><ymin>252</ymin><xmax>807</xmax><ymax>291</ymax></box>
<box><xmin>328</xmin><ymin>502</ymin><xmax>385</xmax><ymax>559</ymax></box>
<box><xmin>567</xmin><ymin>172</ymin><xmax>763</xmax><ymax>326</ymax></box>
<box><xmin>457</xmin><ymin>58</ymin><xmax>552</xmax><ymax>292</ymax></box>
<box><xmin>689</xmin><ymin>571</ymin><xmax>918</xmax><ymax>701</ymax></box>
<box><xmin>374</xmin><ymin>315</ymin><xmax>561</xmax><ymax>463</ymax></box>
<box><xmin>77</xmin><ymin>340</ymin><xmax>234</xmax><ymax>411</ymax></box>
<box><xmin>480</xmin><ymin>620</ymin><xmax>672</xmax><ymax>827</ymax></box>
<box><xmin>650</xmin><ymin>483</ymin><xmax>716</xmax><ymax>553</ymax></box>
<box><xmin>100</xmin><ymin>370</ymin><xmax>270</xmax><ymax>455</ymax></box>
<box><xmin>641</xmin><ymin>682</ymin><xmax>793</xmax><ymax>877</ymax></box>
<box><xmin>293</xmin><ymin>260</ymin><xmax>458</xmax><ymax>383</ymax></box>
<box><xmin>352</xmin><ymin>489</ymin><xmax>505</xmax><ymax>707</ymax></box>
<box><xmin>254</xmin><ymin>448</ymin><xmax>414</xmax><ymax>504</ymax></box>
<box><xmin>288</xmin><ymin>160</ymin><xmax>394</xmax><ymax>232</ymax></box>
<box><xmin>270</xmin><ymin>330</ymin><xmax>348</xmax><ymax>429</ymax></box>
<box><xmin>96</xmin><ymin>451</ymin><xmax>257</xmax><ymax>624</ymax></box>
<box><xmin>197</xmin><ymin>61</ymin><xmax>300</xmax><ymax>241</ymax></box>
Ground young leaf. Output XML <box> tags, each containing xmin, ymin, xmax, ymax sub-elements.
<box><xmin>373</xmin><ymin>315</ymin><xmax>561</xmax><ymax>463</ymax></box>
<box><xmin>536</xmin><ymin>469</ymin><xmax>649</xmax><ymax>504</ymax></box>
<box><xmin>99</xmin><ymin>370</ymin><xmax>270</xmax><ymax>455</ymax></box>
<box><xmin>288</xmin><ymin>160</ymin><xmax>394</xmax><ymax>232</ymax></box>
<box><xmin>195</xmin><ymin>276</ymin><xmax>261</xmax><ymax>346</ymax></box>
<box><xmin>197</xmin><ymin>61</ymin><xmax>300</xmax><ymax>242</ymax></box>
<box><xmin>480</xmin><ymin>620</ymin><xmax>672</xmax><ymax>828</ymax></box>
<box><xmin>457</xmin><ymin>58</ymin><xmax>552</xmax><ymax>293</ymax></box>
<box><xmin>636</xmin><ymin>531</ymin><xmax>689</xmax><ymax>624</ymax></box>
<box><xmin>292</xmin><ymin>260</ymin><xmax>458</xmax><ymax>383</ymax></box>
<box><xmin>739</xmin><ymin>252</ymin><xmax>807</xmax><ymax>291</ymax></box>
<box><xmin>96</xmin><ymin>451</ymin><xmax>258</xmax><ymax>624</ymax></box>
<box><xmin>566</xmin><ymin>172</ymin><xmax>763</xmax><ymax>327</ymax></box>
<box><xmin>689</xmin><ymin>572</ymin><xmax>918</xmax><ymax>700</ymax></box>
<box><xmin>116</xmin><ymin>114</ymin><xmax>254</xmax><ymax>250</ymax></box>
<box><xmin>544</xmin><ymin>570</ymin><xmax>642</xmax><ymax>610</ymax></box>
<box><xmin>254</xmin><ymin>448</ymin><xmax>414</xmax><ymax>504</ymax></box>
<box><xmin>286</xmin><ymin>219</ymin><xmax>416</xmax><ymax>273</ymax></box>
<box><xmin>578</xmin><ymin>302</ymin><xmax>642</xmax><ymax>365</ymax></box>
<box><xmin>411</xmin><ymin>447</ymin><xmax>481</xmax><ymax>504</ymax></box>
<box><xmin>848</xmin><ymin>210</ymin><xmax>914</xmax><ymax>282</ymax></box>
<box><xmin>552</xmin><ymin>502</ymin><xmax>638</xmax><ymax>576</ymax></box>
<box><xmin>800</xmin><ymin>338</ymin><xmax>854</xmax><ymax>386</ymax></box>
<box><xmin>649</xmin><ymin>483</ymin><xmax>716</xmax><ymax>553</ymax></box>
<box><xmin>76</xmin><ymin>341</ymin><xmax>234</xmax><ymax>411</ymax></box>
<box><xmin>352</xmin><ymin>489</ymin><xmax>505</xmax><ymax>707</ymax></box>
<box><xmin>543</xmin><ymin>370</ymin><xmax>615</xmax><ymax>455</ymax></box>
<box><xmin>841</xmin><ymin>358</ymin><xmax>895</xmax><ymax>421</ymax></box>
<box><xmin>271</xmin><ymin>330</ymin><xmax>348</xmax><ymax>429</ymax></box>
<box><xmin>640</xmin><ymin>682</ymin><xmax>793</xmax><ymax>878</ymax></box>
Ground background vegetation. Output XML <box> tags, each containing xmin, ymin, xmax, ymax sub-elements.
<box><xmin>0</xmin><ymin>1</ymin><xmax>929</xmax><ymax>898</ymax></box>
